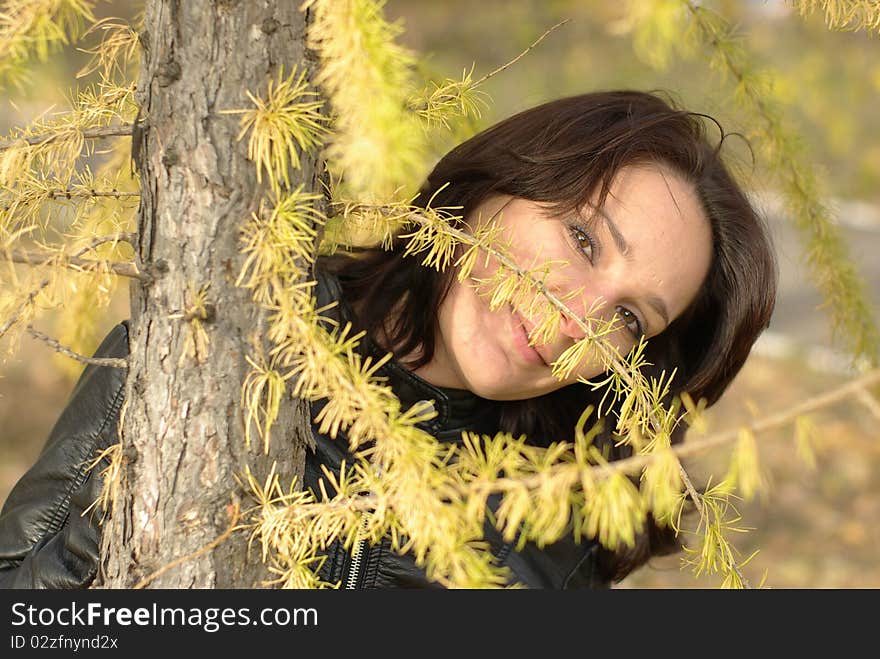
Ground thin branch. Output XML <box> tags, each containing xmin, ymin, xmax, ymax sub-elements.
<box><xmin>5</xmin><ymin>248</ymin><xmax>145</xmax><ymax>280</ymax></box>
<box><xmin>678</xmin><ymin>465</ymin><xmax>705</xmax><ymax>515</ymax></box>
<box><xmin>484</xmin><ymin>368</ymin><xmax>880</xmax><ymax>489</ymax></box>
<box><xmin>0</xmin><ymin>123</ymin><xmax>135</xmax><ymax>151</ymax></box>
<box><xmin>478</xmin><ymin>367</ymin><xmax>878</xmax><ymax>588</ymax></box>
<box><xmin>406</xmin><ymin>21</ymin><xmax>569</xmax><ymax>123</ymax></box>
<box><xmin>133</xmin><ymin>499</ymin><xmax>242</xmax><ymax>589</ymax></box>
<box><xmin>0</xmin><ymin>233</ymin><xmax>139</xmax><ymax>341</ymax></box>
<box><xmin>618</xmin><ymin>368</ymin><xmax>880</xmax><ymax>478</ymax></box>
<box><xmin>472</xmin><ymin>19</ymin><xmax>570</xmax><ymax>88</ymax></box>
<box><xmin>26</xmin><ymin>325</ymin><xmax>128</xmax><ymax>368</ymax></box>
<box><xmin>676</xmin><ymin>0</ymin><xmax>866</xmax><ymax>590</ymax></box>
<box><xmin>683</xmin><ymin>0</ymin><xmax>879</xmax><ymax>364</ymax></box>
<box><xmin>46</xmin><ymin>189</ymin><xmax>140</xmax><ymax>199</ymax></box>
<box><xmin>1</xmin><ymin>189</ymin><xmax>140</xmax><ymax>212</ymax></box>
<box><xmin>0</xmin><ymin>278</ymin><xmax>45</xmax><ymax>342</ymax></box>
<box><xmin>72</xmin><ymin>232</ymin><xmax>138</xmax><ymax>253</ymax></box>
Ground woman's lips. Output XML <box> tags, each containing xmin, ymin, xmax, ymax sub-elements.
<box><xmin>509</xmin><ymin>307</ymin><xmax>548</xmax><ymax>367</ymax></box>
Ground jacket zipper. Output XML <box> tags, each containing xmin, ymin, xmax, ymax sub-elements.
<box><xmin>345</xmin><ymin>512</ymin><xmax>371</xmax><ymax>589</ymax></box>
<box><xmin>346</xmin><ymin>452</ymin><xmax>382</xmax><ymax>589</ymax></box>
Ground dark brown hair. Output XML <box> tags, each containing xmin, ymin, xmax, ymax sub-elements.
<box><xmin>319</xmin><ymin>90</ymin><xmax>778</xmax><ymax>583</ymax></box>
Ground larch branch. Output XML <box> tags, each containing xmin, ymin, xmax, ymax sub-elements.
<box><xmin>0</xmin><ymin>123</ymin><xmax>135</xmax><ymax>151</ymax></box>
<box><xmin>5</xmin><ymin>248</ymin><xmax>145</xmax><ymax>280</ymax></box>
<box><xmin>0</xmin><ymin>233</ymin><xmax>140</xmax><ymax>341</ymax></box>
<box><xmin>472</xmin><ymin>19</ymin><xmax>570</xmax><ymax>88</ymax></box>
<box><xmin>26</xmin><ymin>325</ymin><xmax>128</xmax><ymax>369</ymax></box>
<box><xmin>47</xmin><ymin>189</ymin><xmax>140</xmax><ymax>199</ymax></box>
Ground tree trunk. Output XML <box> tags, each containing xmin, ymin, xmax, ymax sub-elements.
<box><xmin>99</xmin><ymin>1</ymin><xmax>322</xmax><ymax>588</ymax></box>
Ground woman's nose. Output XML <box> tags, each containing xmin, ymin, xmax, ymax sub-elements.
<box><xmin>556</xmin><ymin>291</ymin><xmax>613</xmax><ymax>340</ymax></box>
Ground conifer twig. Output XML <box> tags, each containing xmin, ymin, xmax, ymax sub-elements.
<box><xmin>5</xmin><ymin>248</ymin><xmax>144</xmax><ymax>280</ymax></box>
<box><xmin>791</xmin><ymin>0</ymin><xmax>880</xmax><ymax>33</ymax></box>
<box><xmin>0</xmin><ymin>123</ymin><xmax>135</xmax><ymax>151</ymax></box>
<box><xmin>601</xmin><ymin>370</ymin><xmax>876</xmax><ymax>515</ymax></box>
<box><xmin>26</xmin><ymin>325</ymin><xmax>128</xmax><ymax>368</ymax></box>
<box><xmin>678</xmin><ymin>467</ymin><xmax>705</xmax><ymax>514</ymax></box>
<box><xmin>0</xmin><ymin>233</ymin><xmax>138</xmax><ymax>341</ymax></box>
<box><xmin>46</xmin><ymin>189</ymin><xmax>140</xmax><ymax>199</ymax></box>
<box><xmin>493</xmin><ymin>368</ymin><xmax>880</xmax><ymax>486</ymax></box>
<box><xmin>407</xmin><ymin>20</ymin><xmax>569</xmax><ymax>125</ymax></box>
<box><xmin>682</xmin><ymin>0</ymin><xmax>879</xmax><ymax>364</ymax></box>
<box><xmin>471</xmin><ymin>19</ymin><xmax>570</xmax><ymax>88</ymax></box>
<box><xmin>73</xmin><ymin>232</ymin><xmax>138</xmax><ymax>252</ymax></box>
<box><xmin>1</xmin><ymin>191</ymin><xmax>139</xmax><ymax>212</ymax></box>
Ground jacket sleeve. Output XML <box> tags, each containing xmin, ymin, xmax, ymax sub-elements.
<box><xmin>0</xmin><ymin>320</ymin><xmax>130</xmax><ymax>589</ymax></box>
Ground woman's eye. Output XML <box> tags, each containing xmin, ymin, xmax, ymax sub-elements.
<box><xmin>616</xmin><ymin>306</ymin><xmax>644</xmax><ymax>340</ymax></box>
<box><xmin>570</xmin><ymin>226</ymin><xmax>595</xmax><ymax>262</ymax></box>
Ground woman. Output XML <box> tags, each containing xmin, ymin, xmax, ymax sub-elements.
<box><xmin>0</xmin><ymin>90</ymin><xmax>777</xmax><ymax>588</ymax></box>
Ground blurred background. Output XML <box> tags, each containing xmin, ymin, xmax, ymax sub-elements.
<box><xmin>1</xmin><ymin>0</ymin><xmax>878</xmax><ymax>587</ymax></box>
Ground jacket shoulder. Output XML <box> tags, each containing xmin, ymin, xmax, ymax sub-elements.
<box><xmin>0</xmin><ymin>321</ymin><xmax>130</xmax><ymax>568</ymax></box>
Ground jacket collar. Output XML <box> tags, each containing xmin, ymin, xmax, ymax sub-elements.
<box><xmin>317</xmin><ymin>268</ymin><xmax>500</xmax><ymax>439</ymax></box>
<box><xmin>361</xmin><ymin>334</ymin><xmax>500</xmax><ymax>438</ymax></box>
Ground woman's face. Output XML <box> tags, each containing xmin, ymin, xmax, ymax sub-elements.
<box><xmin>413</xmin><ymin>163</ymin><xmax>714</xmax><ymax>401</ymax></box>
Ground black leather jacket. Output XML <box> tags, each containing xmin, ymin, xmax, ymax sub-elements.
<box><xmin>0</xmin><ymin>269</ymin><xmax>608</xmax><ymax>589</ymax></box>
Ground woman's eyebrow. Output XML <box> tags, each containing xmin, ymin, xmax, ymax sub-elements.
<box><xmin>595</xmin><ymin>206</ymin><xmax>670</xmax><ymax>330</ymax></box>
<box><xmin>595</xmin><ymin>207</ymin><xmax>631</xmax><ymax>260</ymax></box>
<box><xmin>646</xmin><ymin>294</ymin><xmax>669</xmax><ymax>330</ymax></box>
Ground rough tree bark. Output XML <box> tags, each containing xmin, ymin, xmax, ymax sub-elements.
<box><xmin>98</xmin><ymin>1</ymin><xmax>323</xmax><ymax>588</ymax></box>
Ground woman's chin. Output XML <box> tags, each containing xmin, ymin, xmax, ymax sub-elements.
<box><xmin>461</xmin><ymin>370</ymin><xmax>564</xmax><ymax>401</ymax></box>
